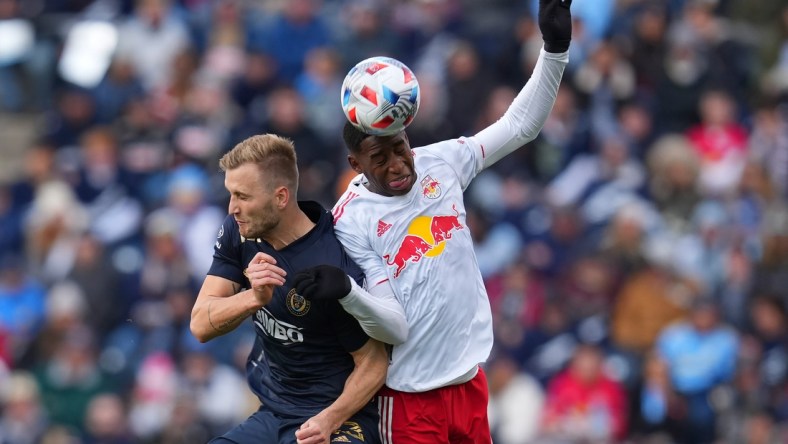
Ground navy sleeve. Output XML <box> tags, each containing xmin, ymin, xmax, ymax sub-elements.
<box><xmin>324</xmin><ymin>251</ymin><xmax>371</xmax><ymax>353</ymax></box>
<box><xmin>207</xmin><ymin>215</ymin><xmax>246</xmax><ymax>284</ymax></box>
<box><xmin>327</xmin><ymin>301</ymin><xmax>371</xmax><ymax>353</ymax></box>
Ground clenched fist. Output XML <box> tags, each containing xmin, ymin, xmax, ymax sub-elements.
<box><xmin>539</xmin><ymin>0</ymin><xmax>572</xmax><ymax>53</ymax></box>
<box><xmin>245</xmin><ymin>252</ymin><xmax>286</xmax><ymax>306</ymax></box>
<box><xmin>293</xmin><ymin>265</ymin><xmax>352</xmax><ymax>301</ymax></box>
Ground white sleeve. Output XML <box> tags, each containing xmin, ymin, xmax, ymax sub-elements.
<box><xmin>473</xmin><ymin>48</ymin><xmax>568</xmax><ymax>169</ymax></box>
<box><xmin>339</xmin><ymin>278</ymin><xmax>408</xmax><ymax>345</ymax></box>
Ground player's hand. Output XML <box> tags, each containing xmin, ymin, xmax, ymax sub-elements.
<box><xmin>245</xmin><ymin>252</ymin><xmax>286</xmax><ymax>305</ymax></box>
<box><xmin>295</xmin><ymin>415</ymin><xmax>334</xmax><ymax>444</ymax></box>
<box><xmin>539</xmin><ymin>0</ymin><xmax>572</xmax><ymax>53</ymax></box>
<box><xmin>293</xmin><ymin>265</ymin><xmax>351</xmax><ymax>301</ymax></box>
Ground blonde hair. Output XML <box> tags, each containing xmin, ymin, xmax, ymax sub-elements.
<box><xmin>219</xmin><ymin>134</ymin><xmax>299</xmax><ymax>193</ymax></box>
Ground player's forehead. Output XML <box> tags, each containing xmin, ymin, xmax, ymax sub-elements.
<box><xmin>358</xmin><ymin>133</ymin><xmax>408</xmax><ymax>156</ymax></box>
<box><xmin>224</xmin><ymin>163</ymin><xmax>264</xmax><ymax>193</ymax></box>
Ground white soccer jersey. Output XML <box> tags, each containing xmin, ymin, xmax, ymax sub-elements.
<box><xmin>333</xmin><ymin>136</ymin><xmax>492</xmax><ymax>392</ymax></box>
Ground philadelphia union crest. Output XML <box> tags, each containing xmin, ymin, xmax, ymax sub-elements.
<box><xmin>286</xmin><ymin>288</ymin><xmax>311</xmax><ymax>316</ymax></box>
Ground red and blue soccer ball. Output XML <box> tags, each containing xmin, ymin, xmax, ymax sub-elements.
<box><xmin>340</xmin><ymin>56</ymin><xmax>420</xmax><ymax>136</ymax></box>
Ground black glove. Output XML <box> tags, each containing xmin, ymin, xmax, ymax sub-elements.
<box><xmin>539</xmin><ymin>0</ymin><xmax>572</xmax><ymax>53</ymax></box>
<box><xmin>293</xmin><ymin>265</ymin><xmax>352</xmax><ymax>301</ymax></box>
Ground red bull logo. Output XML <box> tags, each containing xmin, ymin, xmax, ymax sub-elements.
<box><xmin>420</xmin><ymin>175</ymin><xmax>441</xmax><ymax>199</ymax></box>
<box><xmin>383</xmin><ymin>204</ymin><xmax>463</xmax><ymax>278</ymax></box>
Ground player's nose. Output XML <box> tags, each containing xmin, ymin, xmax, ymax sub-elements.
<box><xmin>387</xmin><ymin>155</ymin><xmax>409</xmax><ymax>174</ymax></box>
<box><xmin>228</xmin><ymin>196</ymin><xmax>240</xmax><ymax>214</ymax></box>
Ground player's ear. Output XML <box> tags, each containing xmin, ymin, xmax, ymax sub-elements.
<box><xmin>274</xmin><ymin>185</ymin><xmax>289</xmax><ymax>209</ymax></box>
<box><xmin>347</xmin><ymin>155</ymin><xmax>363</xmax><ymax>174</ymax></box>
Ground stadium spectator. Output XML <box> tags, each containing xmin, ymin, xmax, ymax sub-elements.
<box><xmin>686</xmin><ymin>89</ymin><xmax>749</xmax><ymax>195</ymax></box>
<box><xmin>83</xmin><ymin>393</ymin><xmax>134</xmax><ymax>444</ymax></box>
<box><xmin>508</xmin><ymin>299</ymin><xmax>579</xmax><ymax>387</ymax></box>
<box><xmin>138</xmin><ymin>208</ymin><xmax>197</xmax><ymax>301</ymax></box>
<box><xmin>0</xmin><ymin>186</ymin><xmax>24</xmax><ymax>259</ymax></box>
<box><xmin>34</xmin><ymin>326</ymin><xmax>113</xmax><ymax>433</ymax></box>
<box><xmin>40</xmin><ymin>88</ymin><xmax>98</xmax><ymax>150</ymax></box>
<box><xmin>611</xmin><ymin>257</ymin><xmax>690</xmax><ymax>355</ymax></box>
<box><xmin>748</xmin><ymin>100</ymin><xmax>788</xmax><ymax>199</ymax></box>
<box><xmin>177</xmin><ymin>341</ymin><xmax>249</xmax><ymax>434</ymax></box>
<box><xmin>89</xmin><ymin>57</ymin><xmax>145</xmax><ymax>124</ymax></box>
<box><xmin>0</xmin><ymin>254</ymin><xmax>46</xmax><ymax>363</ymax></box>
<box><xmin>127</xmin><ymin>351</ymin><xmax>178</xmax><ymax>440</ymax></box>
<box><xmin>626</xmin><ymin>4</ymin><xmax>670</xmax><ymax>100</ymax></box>
<box><xmin>645</xmin><ymin>134</ymin><xmax>702</xmax><ymax>232</ymax></box>
<box><xmin>0</xmin><ymin>0</ymin><xmax>52</xmax><ymax>112</ymax></box>
<box><xmin>466</xmin><ymin>207</ymin><xmax>524</xmax><ymax>279</ymax></box>
<box><xmin>335</xmin><ymin>0</ymin><xmax>402</xmax><ymax>72</ymax></box>
<box><xmin>21</xmin><ymin>281</ymin><xmax>87</xmax><ymax>368</ymax></box>
<box><xmin>486</xmin><ymin>356</ymin><xmax>545</xmax><ymax>444</ymax></box>
<box><xmin>540</xmin><ymin>344</ymin><xmax>628</xmax><ymax>442</ymax></box>
<box><xmin>744</xmin><ymin>297</ymin><xmax>788</xmax><ymax>407</ymax></box>
<box><xmin>295</xmin><ymin>47</ymin><xmax>346</xmax><ymax>141</ymax></box>
<box><xmin>629</xmin><ymin>352</ymin><xmax>684</xmax><ymax>441</ymax></box>
<box><xmin>486</xmin><ymin>261</ymin><xmax>546</xmax><ymax>350</ymax></box>
<box><xmin>71</xmin><ymin>126</ymin><xmax>144</xmax><ymax>246</ymax></box>
<box><xmin>115</xmin><ymin>0</ymin><xmax>191</xmax><ymax>92</ymax></box>
<box><xmin>656</xmin><ymin>298</ymin><xmax>740</xmax><ymax>443</ymax></box>
<box><xmin>444</xmin><ymin>40</ymin><xmax>497</xmax><ymax>137</ymax></box>
<box><xmin>248</xmin><ymin>0</ymin><xmax>331</xmax><ymax>82</ymax></box>
<box><xmin>158</xmin><ymin>163</ymin><xmax>225</xmax><ymax>281</ymax></box>
<box><xmin>518</xmin><ymin>84</ymin><xmax>590</xmax><ymax>181</ymax></box>
<box><xmin>0</xmin><ymin>371</ymin><xmax>49</xmax><ymax>444</ymax></box>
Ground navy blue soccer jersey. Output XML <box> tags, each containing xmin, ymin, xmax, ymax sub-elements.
<box><xmin>208</xmin><ymin>201</ymin><xmax>372</xmax><ymax>420</ymax></box>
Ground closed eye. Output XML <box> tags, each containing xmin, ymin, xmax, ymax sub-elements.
<box><xmin>371</xmin><ymin>154</ymin><xmax>386</xmax><ymax>167</ymax></box>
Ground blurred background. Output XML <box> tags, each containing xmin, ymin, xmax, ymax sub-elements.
<box><xmin>0</xmin><ymin>0</ymin><xmax>786</xmax><ymax>443</ymax></box>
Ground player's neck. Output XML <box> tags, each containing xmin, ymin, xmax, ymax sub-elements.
<box><xmin>264</xmin><ymin>208</ymin><xmax>316</xmax><ymax>250</ymax></box>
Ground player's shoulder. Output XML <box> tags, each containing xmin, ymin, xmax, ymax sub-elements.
<box><xmin>333</xmin><ymin>185</ymin><xmax>370</xmax><ymax>224</ymax></box>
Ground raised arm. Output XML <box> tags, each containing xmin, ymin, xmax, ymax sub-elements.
<box><xmin>474</xmin><ymin>0</ymin><xmax>572</xmax><ymax>169</ymax></box>
<box><xmin>294</xmin><ymin>265</ymin><xmax>408</xmax><ymax>345</ymax></box>
<box><xmin>295</xmin><ymin>338</ymin><xmax>389</xmax><ymax>444</ymax></box>
<box><xmin>190</xmin><ymin>252</ymin><xmax>286</xmax><ymax>342</ymax></box>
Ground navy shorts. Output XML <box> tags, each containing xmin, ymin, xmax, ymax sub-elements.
<box><xmin>210</xmin><ymin>406</ymin><xmax>380</xmax><ymax>444</ymax></box>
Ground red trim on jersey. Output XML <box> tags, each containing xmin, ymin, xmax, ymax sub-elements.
<box><xmin>332</xmin><ymin>192</ymin><xmax>359</xmax><ymax>224</ymax></box>
<box><xmin>480</xmin><ymin>143</ymin><xmax>486</xmax><ymax>158</ymax></box>
<box><xmin>375</xmin><ymin>278</ymin><xmax>389</xmax><ymax>286</ymax></box>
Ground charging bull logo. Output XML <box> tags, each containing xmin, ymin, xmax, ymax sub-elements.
<box><xmin>421</xmin><ymin>175</ymin><xmax>441</xmax><ymax>199</ymax></box>
<box><xmin>383</xmin><ymin>204</ymin><xmax>463</xmax><ymax>278</ymax></box>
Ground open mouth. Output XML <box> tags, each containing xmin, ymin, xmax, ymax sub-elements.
<box><xmin>388</xmin><ymin>175</ymin><xmax>411</xmax><ymax>190</ymax></box>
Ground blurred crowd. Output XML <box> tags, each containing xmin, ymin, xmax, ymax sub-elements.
<box><xmin>0</xmin><ymin>0</ymin><xmax>786</xmax><ymax>443</ymax></box>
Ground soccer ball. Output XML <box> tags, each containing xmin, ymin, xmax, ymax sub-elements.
<box><xmin>340</xmin><ymin>56</ymin><xmax>420</xmax><ymax>136</ymax></box>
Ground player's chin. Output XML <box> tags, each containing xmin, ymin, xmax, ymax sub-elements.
<box><xmin>388</xmin><ymin>187</ymin><xmax>412</xmax><ymax>196</ymax></box>
<box><xmin>239</xmin><ymin>226</ymin><xmax>259</xmax><ymax>239</ymax></box>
